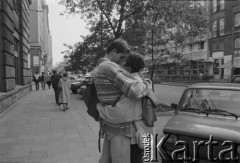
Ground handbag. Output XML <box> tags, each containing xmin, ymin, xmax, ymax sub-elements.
<box><xmin>134</xmin><ymin>121</ymin><xmax>154</xmax><ymax>150</ymax></box>
<box><xmin>142</xmin><ymin>96</ymin><xmax>157</xmax><ymax>127</ymax></box>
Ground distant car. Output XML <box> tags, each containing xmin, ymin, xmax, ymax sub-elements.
<box><xmin>158</xmin><ymin>83</ymin><xmax>240</xmax><ymax>163</ymax></box>
<box><xmin>71</xmin><ymin>76</ymin><xmax>94</xmax><ymax>94</ymax></box>
<box><xmin>230</xmin><ymin>75</ymin><xmax>240</xmax><ymax>84</ymax></box>
<box><xmin>68</xmin><ymin>75</ymin><xmax>79</xmax><ymax>83</ymax></box>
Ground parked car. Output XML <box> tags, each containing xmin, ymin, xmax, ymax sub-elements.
<box><xmin>68</xmin><ymin>75</ymin><xmax>80</xmax><ymax>83</ymax></box>
<box><xmin>158</xmin><ymin>83</ymin><xmax>240</xmax><ymax>163</ymax></box>
<box><xmin>71</xmin><ymin>76</ymin><xmax>94</xmax><ymax>94</ymax></box>
<box><xmin>230</xmin><ymin>75</ymin><xmax>240</xmax><ymax>84</ymax></box>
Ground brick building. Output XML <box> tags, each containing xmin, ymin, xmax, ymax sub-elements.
<box><xmin>0</xmin><ymin>0</ymin><xmax>32</xmax><ymax>113</ymax></box>
<box><xmin>209</xmin><ymin>0</ymin><xmax>240</xmax><ymax>80</ymax></box>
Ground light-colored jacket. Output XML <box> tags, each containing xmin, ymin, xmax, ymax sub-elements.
<box><xmin>58</xmin><ymin>77</ymin><xmax>71</xmax><ymax>104</ymax></box>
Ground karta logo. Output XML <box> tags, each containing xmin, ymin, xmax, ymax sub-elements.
<box><xmin>156</xmin><ymin>135</ymin><xmax>240</xmax><ymax>162</ymax></box>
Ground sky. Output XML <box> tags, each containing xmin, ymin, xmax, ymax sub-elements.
<box><xmin>47</xmin><ymin>1</ymin><xmax>89</xmax><ymax>66</ymax></box>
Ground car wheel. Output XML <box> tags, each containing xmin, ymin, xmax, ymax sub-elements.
<box><xmin>71</xmin><ymin>90</ymin><xmax>76</xmax><ymax>94</ymax></box>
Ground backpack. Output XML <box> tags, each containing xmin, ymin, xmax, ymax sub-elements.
<box><xmin>142</xmin><ymin>96</ymin><xmax>157</xmax><ymax>127</ymax></box>
<box><xmin>83</xmin><ymin>81</ymin><xmax>100</xmax><ymax>121</ymax></box>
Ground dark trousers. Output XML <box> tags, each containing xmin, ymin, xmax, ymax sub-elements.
<box><xmin>35</xmin><ymin>81</ymin><xmax>39</xmax><ymax>90</ymax></box>
<box><xmin>46</xmin><ymin>81</ymin><xmax>51</xmax><ymax>89</ymax></box>
<box><xmin>131</xmin><ymin>144</ymin><xmax>143</xmax><ymax>163</ymax></box>
<box><xmin>53</xmin><ymin>87</ymin><xmax>59</xmax><ymax>104</ymax></box>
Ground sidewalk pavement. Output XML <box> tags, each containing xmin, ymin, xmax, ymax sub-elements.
<box><xmin>0</xmin><ymin>87</ymin><xmax>100</xmax><ymax>163</ymax></box>
<box><xmin>0</xmin><ymin>87</ymin><xmax>171</xmax><ymax>163</ymax></box>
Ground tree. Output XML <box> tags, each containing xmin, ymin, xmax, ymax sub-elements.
<box><xmin>63</xmin><ymin>22</ymin><xmax>113</xmax><ymax>72</ymax></box>
<box><xmin>59</xmin><ymin>0</ymin><xmax>208</xmax><ymax>82</ymax></box>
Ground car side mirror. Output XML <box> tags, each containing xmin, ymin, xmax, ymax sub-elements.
<box><xmin>171</xmin><ymin>103</ymin><xmax>177</xmax><ymax>110</ymax></box>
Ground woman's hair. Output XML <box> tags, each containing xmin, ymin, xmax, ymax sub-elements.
<box><xmin>124</xmin><ymin>52</ymin><xmax>145</xmax><ymax>73</ymax></box>
<box><xmin>63</xmin><ymin>73</ymin><xmax>68</xmax><ymax>77</ymax></box>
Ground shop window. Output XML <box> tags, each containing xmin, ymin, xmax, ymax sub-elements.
<box><xmin>212</xmin><ymin>20</ymin><xmax>217</xmax><ymax>38</ymax></box>
<box><xmin>219</xmin><ymin>18</ymin><xmax>224</xmax><ymax>36</ymax></box>
<box><xmin>235</xmin><ymin>38</ymin><xmax>240</xmax><ymax>49</ymax></box>
<box><xmin>213</xmin><ymin>59</ymin><xmax>219</xmax><ymax>75</ymax></box>
<box><xmin>219</xmin><ymin>41</ymin><xmax>224</xmax><ymax>51</ymax></box>
<box><xmin>235</xmin><ymin>12</ymin><xmax>240</xmax><ymax>27</ymax></box>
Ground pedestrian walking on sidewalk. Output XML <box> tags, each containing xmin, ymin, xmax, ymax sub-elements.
<box><xmin>40</xmin><ymin>72</ymin><xmax>46</xmax><ymax>90</ymax></box>
<box><xmin>46</xmin><ymin>72</ymin><xmax>52</xmax><ymax>89</ymax></box>
<box><xmin>33</xmin><ymin>71</ymin><xmax>40</xmax><ymax>91</ymax></box>
<box><xmin>94</xmin><ymin>39</ymin><xmax>152</xmax><ymax>163</ymax></box>
<box><xmin>58</xmin><ymin>72</ymin><xmax>71</xmax><ymax>111</ymax></box>
<box><xmin>51</xmin><ymin>70</ymin><xmax>61</xmax><ymax>104</ymax></box>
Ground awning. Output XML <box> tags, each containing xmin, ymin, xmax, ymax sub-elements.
<box><xmin>219</xmin><ymin>59</ymin><xmax>240</xmax><ymax>68</ymax></box>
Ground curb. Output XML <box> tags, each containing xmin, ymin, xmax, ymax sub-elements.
<box><xmin>156</xmin><ymin>111</ymin><xmax>174</xmax><ymax>117</ymax></box>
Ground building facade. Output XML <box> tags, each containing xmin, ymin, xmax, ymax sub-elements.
<box><xmin>209</xmin><ymin>0</ymin><xmax>240</xmax><ymax>80</ymax></box>
<box><xmin>29</xmin><ymin>0</ymin><xmax>52</xmax><ymax>75</ymax></box>
<box><xmin>0</xmin><ymin>0</ymin><xmax>32</xmax><ymax>113</ymax></box>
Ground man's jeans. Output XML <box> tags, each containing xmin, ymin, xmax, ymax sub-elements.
<box><xmin>99</xmin><ymin>135</ymin><xmax>131</xmax><ymax>163</ymax></box>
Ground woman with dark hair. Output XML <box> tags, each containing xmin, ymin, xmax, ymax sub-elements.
<box><xmin>58</xmin><ymin>72</ymin><xmax>71</xmax><ymax>111</ymax></box>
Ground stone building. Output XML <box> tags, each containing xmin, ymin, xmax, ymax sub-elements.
<box><xmin>0</xmin><ymin>0</ymin><xmax>32</xmax><ymax>113</ymax></box>
<box><xmin>29</xmin><ymin>0</ymin><xmax>52</xmax><ymax>75</ymax></box>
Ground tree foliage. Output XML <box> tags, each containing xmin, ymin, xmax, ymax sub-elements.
<box><xmin>58</xmin><ymin>0</ymin><xmax>208</xmax><ymax>73</ymax></box>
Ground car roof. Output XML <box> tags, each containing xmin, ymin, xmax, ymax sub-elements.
<box><xmin>188</xmin><ymin>83</ymin><xmax>240</xmax><ymax>90</ymax></box>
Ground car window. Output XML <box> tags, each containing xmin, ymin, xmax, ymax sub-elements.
<box><xmin>232</xmin><ymin>76</ymin><xmax>240</xmax><ymax>83</ymax></box>
<box><xmin>178</xmin><ymin>88</ymin><xmax>240</xmax><ymax>116</ymax></box>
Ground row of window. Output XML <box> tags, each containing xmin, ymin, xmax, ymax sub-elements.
<box><xmin>212</xmin><ymin>18</ymin><xmax>224</xmax><ymax>37</ymax></box>
<box><xmin>211</xmin><ymin>37</ymin><xmax>240</xmax><ymax>52</ymax></box>
<box><xmin>213</xmin><ymin>0</ymin><xmax>225</xmax><ymax>13</ymax></box>
<box><xmin>212</xmin><ymin>12</ymin><xmax>240</xmax><ymax>38</ymax></box>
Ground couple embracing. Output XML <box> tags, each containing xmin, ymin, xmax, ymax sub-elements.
<box><xmin>94</xmin><ymin>39</ymin><xmax>156</xmax><ymax>163</ymax></box>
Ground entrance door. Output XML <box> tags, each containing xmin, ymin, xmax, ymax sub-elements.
<box><xmin>221</xmin><ymin>68</ymin><xmax>224</xmax><ymax>79</ymax></box>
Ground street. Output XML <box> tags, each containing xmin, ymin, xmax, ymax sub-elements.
<box><xmin>0</xmin><ymin>84</ymin><xmax>178</xmax><ymax>163</ymax></box>
<box><xmin>154</xmin><ymin>84</ymin><xmax>186</xmax><ymax>106</ymax></box>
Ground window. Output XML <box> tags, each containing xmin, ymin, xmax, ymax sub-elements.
<box><xmin>235</xmin><ymin>12</ymin><xmax>240</xmax><ymax>27</ymax></box>
<box><xmin>213</xmin><ymin>0</ymin><xmax>217</xmax><ymax>13</ymax></box>
<box><xmin>199</xmin><ymin>41</ymin><xmax>204</xmax><ymax>50</ymax></box>
<box><xmin>212</xmin><ymin>43</ymin><xmax>218</xmax><ymax>52</ymax></box>
<box><xmin>14</xmin><ymin>37</ymin><xmax>20</xmax><ymax>84</ymax></box>
<box><xmin>219</xmin><ymin>41</ymin><xmax>224</xmax><ymax>51</ymax></box>
<box><xmin>219</xmin><ymin>18</ymin><xmax>224</xmax><ymax>36</ymax></box>
<box><xmin>189</xmin><ymin>44</ymin><xmax>193</xmax><ymax>52</ymax></box>
<box><xmin>182</xmin><ymin>45</ymin><xmax>185</xmax><ymax>53</ymax></box>
<box><xmin>212</xmin><ymin>20</ymin><xmax>217</xmax><ymax>37</ymax></box>
<box><xmin>213</xmin><ymin>59</ymin><xmax>219</xmax><ymax>75</ymax></box>
<box><xmin>235</xmin><ymin>38</ymin><xmax>240</xmax><ymax>49</ymax></box>
<box><xmin>220</xmin><ymin>0</ymin><xmax>225</xmax><ymax>10</ymax></box>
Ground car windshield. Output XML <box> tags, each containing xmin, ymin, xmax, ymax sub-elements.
<box><xmin>178</xmin><ymin>88</ymin><xmax>240</xmax><ymax>117</ymax></box>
